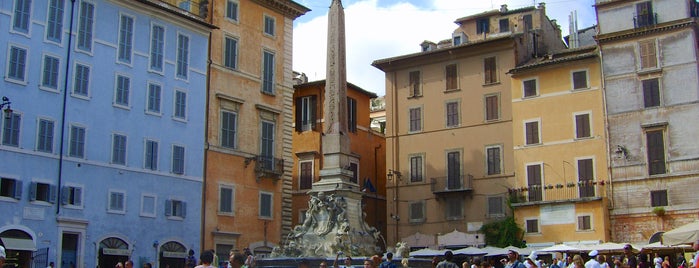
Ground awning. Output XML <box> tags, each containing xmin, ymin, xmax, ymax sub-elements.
<box><xmin>1</xmin><ymin>237</ymin><xmax>36</xmax><ymax>251</ymax></box>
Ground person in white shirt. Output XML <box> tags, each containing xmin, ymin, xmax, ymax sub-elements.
<box><xmin>653</xmin><ymin>253</ymin><xmax>662</xmax><ymax>268</ymax></box>
<box><xmin>585</xmin><ymin>250</ymin><xmax>602</xmax><ymax>268</ymax></box>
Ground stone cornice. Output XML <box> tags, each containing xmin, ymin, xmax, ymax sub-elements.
<box><xmin>596</xmin><ymin>19</ymin><xmax>696</xmax><ymax>44</ymax></box>
<box><xmin>250</xmin><ymin>0</ymin><xmax>311</xmax><ymax>19</ymax></box>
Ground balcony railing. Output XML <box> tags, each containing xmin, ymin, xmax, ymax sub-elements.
<box><xmin>508</xmin><ymin>180</ymin><xmax>608</xmax><ymax>205</ymax></box>
<box><xmin>248</xmin><ymin>156</ymin><xmax>284</xmax><ymax>181</ymax></box>
<box><xmin>431</xmin><ymin>174</ymin><xmax>473</xmax><ymax>194</ymax></box>
<box><xmin>634</xmin><ymin>13</ymin><xmax>657</xmax><ymax>28</ymax></box>
<box><xmin>158</xmin><ymin>0</ymin><xmax>208</xmax><ymax>18</ymax></box>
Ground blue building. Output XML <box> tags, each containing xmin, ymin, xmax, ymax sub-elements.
<box><xmin>0</xmin><ymin>1</ymin><xmax>212</xmax><ymax>268</ymax></box>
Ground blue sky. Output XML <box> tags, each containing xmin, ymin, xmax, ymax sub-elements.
<box><xmin>292</xmin><ymin>0</ymin><xmax>597</xmax><ymax>96</ymax></box>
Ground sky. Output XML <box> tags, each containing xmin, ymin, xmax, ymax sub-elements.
<box><xmin>292</xmin><ymin>0</ymin><xmax>597</xmax><ymax>96</ymax></box>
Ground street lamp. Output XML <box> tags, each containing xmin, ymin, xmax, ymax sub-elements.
<box><xmin>1</xmin><ymin>96</ymin><xmax>12</xmax><ymax>119</ymax></box>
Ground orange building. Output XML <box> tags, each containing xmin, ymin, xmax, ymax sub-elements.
<box><xmin>291</xmin><ymin>79</ymin><xmax>387</xmax><ymax>243</ymax></box>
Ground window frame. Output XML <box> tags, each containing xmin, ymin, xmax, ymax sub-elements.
<box><xmin>223</xmin><ymin>35</ymin><xmax>239</xmax><ymax>70</ymax></box>
<box><xmin>68</xmin><ymin>124</ymin><xmax>86</xmax><ymax>158</ymax></box>
<box><xmin>6</xmin><ymin>44</ymin><xmax>29</xmax><ymax>84</ymax></box>
<box><xmin>646</xmin><ymin>128</ymin><xmax>666</xmax><ymax>175</ymax></box>
<box><xmin>0</xmin><ymin>177</ymin><xmax>22</xmax><ymax>201</ymax></box>
<box><xmin>483</xmin><ymin>56</ymin><xmax>498</xmax><ymax>85</ymax></box>
<box><xmin>107</xmin><ymin>189</ymin><xmax>126</xmax><ymax>214</ymax></box>
<box><xmin>476</xmin><ymin>18</ymin><xmax>489</xmax><ymax>34</ymax></box>
<box><xmin>72</xmin><ymin>62</ymin><xmax>91</xmax><ymax>99</ymax></box>
<box><xmin>639</xmin><ymin>39</ymin><xmax>658</xmax><ymax>70</ymax></box>
<box><xmin>165</xmin><ymin>198</ymin><xmax>186</xmax><ymax>219</ymax></box>
<box><xmin>347</xmin><ymin>97</ymin><xmax>357</xmax><ymax>133</ymax></box>
<box><xmin>218</xmin><ymin>184</ymin><xmax>236</xmax><ymax>215</ymax></box>
<box><xmin>408</xmin><ymin>107</ymin><xmax>422</xmax><ymax>133</ymax></box>
<box><xmin>650</xmin><ymin>189</ymin><xmax>668</xmax><ymax>207</ymax></box>
<box><xmin>140</xmin><ymin>193</ymin><xmax>157</xmax><ymax>218</ymax></box>
<box><xmin>113</xmin><ymin>74</ymin><xmax>131</xmax><ymax>109</ymax></box>
<box><xmin>296</xmin><ymin>95</ymin><xmax>316</xmax><ymax>132</ymax></box>
<box><xmin>499</xmin><ymin>18</ymin><xmax>509</xmax><ymax>33</ymax></box>
<box><xmin>526</xmin><ymin>163</ymin><xmax>543</xmax><ymax>202</ymax></box>
<box><xmin>2</xmin><ymin>112</ymin><xmax>22</xmax><ymax>147</ymax></box>
<box><xmin>445</xmin><ymin>100</ymin><xmax>460</xmax><ymax>128</ymax></box>
<box><xmin>263</xmin><ymin>15</ymin><xmax>276</xmax><ymax>37</ymax></box>
<box><xmin>485</xmin><ymin>144</ymin><xmax>502</xmax><ymax>175</ymax></box>
<box><xmin>262</xmin><ymin>50</ymin><xmax>275</xmax><ymax>94</ymax></box>
<box><xmin>522</xmin><ymin>78</ymin><xmax>539</xmax><ymax>98</ymax></box>
<box><xmin>45</xmin><ymin>0</ymin><xmax>65</xmax><ymax>44</ymax></box>
<box><xmin>173</xmin><ymin>89</ymin><xmax>188</xmax><ymax>121</ymax></box>
<box><xmin>524</xmin><ymin>119</ymin><xmax>541</xmax><ymax>145</ymax></box>
<box><xmin>172</xmin><ymin>144</ymin><xmax>186</xmax><ymax>175</ymax></box>
<box><xmin>146</xmin><ymin>81</ymin><xmax>163</xmax><ymax>115</ymax></box>
<box><xmin>574</xmin><ymin>112</ymin><xmax>592</xmax><ymax>139</ymax></box>
<box><xmin>149</xmin><ymin>23</ymin><xmax>165</xmax><ymax>74</ymax></box>
<box><xmin>299</xmin><ymin>160</ymin><xmax>313</xmax><ymax>190</ymax></box>
<box><xmin>445</xmin><ymin>64</ymin><xmax>458</xmax><ymax>90</ymax></box>
<box><xmin>409</xmin><ymin>153</ymin><xmax>424</xmax><ymax>183</ymax></box>
<box><xmin>30</xmin><ymin>181</ymin><xmax>57</xmax><ymax>204</ymax></box>
<box><xmin>408</xmin><ymin>70</ymin><xmax>421</xmax><ymax>97</ymax></box>
<box><xmin>61</xmin><ymin>184</ymin><xmax>84</xmax><ymax>209</ymax></box>
<box><xmin>484</xmin><ymin>93</ymin><xmax>500</xmax><ymax>121</ymax></box>
<box><xmin>571</xmin><ymin>69</ymin><xmax>589</xmax><ymax>90</ymax></box>
<box><xmin>577</xmin><ymin>214</ymin><xmax>593</xmax><ymax>231</ymax></box>
<box><xmin>144</xmin><ymin>138</ymin><xmax>159</xmax><ymax>171</ymax></box>
<box><xmin>76</xmin><ymin>0</ymin><xmax>95</xmax><ymax>53</ymax></box>
<box><xmin>225</xmin><ymin>0</ymin><xmax>239</xmax><ymax>22</ymax></box>
<box><xmin>259</xmin><ymin>191</ymin><xmax>273</xmax><ymax>219</ymax></box>
<box><xmin>12</xmin><ymin>0</ymin><xmax>33</xmax><ymax>35</ymax></box>
<box><xmin>576</xmin><ymin>157</ymin><xmax>596</xmax><ymax>198</ymax></box>
<box><xmin>642</xmin><ymin>78</ymin><xmax>661</xmax><ymax>108</ymax></box>
<box><xmin>487</xmin><ymin>195</ymin><xmax>505</xmax><ymax>217</ymax></box>
<box><xmin>176</xmin><ymin>32</ymin><xmax>190</xmax><ymax>80</ymax></box>
<box><xmin>117</xmin><ymin>13</ymin><xmax>135</xmax><ymax>65</ymax></box>
<box><xmin>111</xmin><ymin>133</ymin><xmax>127</xmax><ymax>165</ymax></box>
<box><xmin>525</xmin><ymin>218</ymin><xmax>540</xmax><ymax>234</ymax></box>
<box><xmin>445</xmin><ymin>196</ymin><xmax>463</xmax><ymax>220</ymax></box>
<box><xmin>220</xmin><ymin>109</ymin><xmax>238</xmax><ymax>149</ymax></box>
<box><xmin>36</xmin><ymin>117</ymin><xmax>56</xmax><ymax>153</ymax></box>
<box><xmin>40</xmin><ymin>53</ymin><xmax>61</xmax><ymax>92</ymax></box>
<box><xmin>409</xmin><ymin>200</ymin><xmax>425</xmax><ymax>223</ymax></box>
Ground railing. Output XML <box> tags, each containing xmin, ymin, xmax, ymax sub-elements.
<box><xmin>254</xmin><ymin>156</ymin><xmax>284</xmax><ymax>179</ymax></box>
<box><xmin>508</xmin><ymin>180</ymin><xmax>607</xmax><ymax>204</ymax></box>
<box><xmin>431</xmin><ymin>174</ymin><xmax>473</xmax><ymax>194</ymax></box>
<box><xmin>158</xmin><ymin>0</ymin><xmax>208</xmax><ymax>18</ymax></box>
<box><xmin>634</xmin><ymin>13</ymin><xmax>657</xmax><ymax>28</ymax></box>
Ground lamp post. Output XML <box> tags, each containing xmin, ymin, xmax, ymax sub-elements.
<box><xmin>388</xmin><ymin>169</ymin><xmax>402</xmax><ymax>245</ymax></box>
<box><xmin>1</xmin><ymin>96</ymin><xmax>12</xmax><ymax>119</ymax></box>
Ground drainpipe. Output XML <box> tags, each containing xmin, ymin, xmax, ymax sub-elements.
<box><xmin>57</xmin><ymin>0</ymin><xmax>77</xmax><ymax>215</ymax></box>
<box><xmin>391</xmin><ymin>70</ymin><xmax>400</xmax><ymax>245</ymax></box>
<box><xmin>201</xmin><ymin>29</ymin><xmax>213</xmax><ymax>255</ymax></box>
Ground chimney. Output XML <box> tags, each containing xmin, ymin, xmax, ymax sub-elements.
<box><xmin>537</xmin><ymin>2</ymin><xmax>545</xmax><ymax>10</ymax></box>
<box><xmin>500</xmin><ymin>4</ymin><xmax>508</xmax><ymax>13</ymax></box>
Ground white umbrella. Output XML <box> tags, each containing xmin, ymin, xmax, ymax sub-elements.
<box><xmin>662</xmin><ymin>221</ymin><xmax>699</xmax><ymax>245</ymax></box>
<box><xmin>538</xmin><ymin>244</ymin><xmax>583</xmax><ymax>253</ymax></box>
<box><xmin>409</xmin><ymin>248</ymin><xmax>446</xmax><ymax>257</ymax></box>
<box><xmin>453</xmin><ymin>247</ymin><xmax>488</xmax><ymax>256</ymax></box>
<box><xmin>505</xmin><ymin>246</ymin><xmax>534</xmax><ymax>256</ymax></box>
<box><xmin>484</xmin><ymin>246</ymin><xmax>509</xmax><ymax>256</ymax></box>
<box><xmin>642</xmin><ymin>242</ymin><xmax>692</xmax><ymax>251</ymax></box>
<box><xmin>580</xmin><ymin>242</ymin><xmax>626</xmax><ymax>253</ymax></box>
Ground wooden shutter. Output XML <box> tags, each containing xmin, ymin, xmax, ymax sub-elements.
<box><xmin>640</xmin><ymin>40</ymin><xmax>657</xmax><ymax>69</ymax></box>
<box><xmin>575</xmin><ymin>114</ymin><xmax>590</xmax><ymax>138</ymax></box>
<box><xmin>295</xmin><ymin>97</ymin><xmax>302</xmax><ymax>131</ymax></box>
<box><xmin>409</xmin><ymin>71</ymin><xmax>420</xmax><ymax>96</ymax></box>
<box><xmin>484</xmin><ymin>57</ymin><xmax>496</xmax><ymax>84</ymax></box>
<box><xmin>646</xmin><ymin>130</ymin><xmax>666</xmax><ymax>175</ymax></box>
<box><xmin>446</xmin><ymin>64</ymin><xmax>457</xmax><ymax>89</ymax></box>
<box><xmin>487</xmin><ymin>147</ymin><xmax>501</xmax><ymax>175</ymax></box>
<box><xmin>310</xmin><ymin>95</ymin><xmax>317</xmax><ymax>130</ymax></box>
<box><xmin>181</xmin><ymin>201</ymin><xmax>187</xmax><ymax>217</ymax></box>
<box><xmin>525</xmin><ymin>122</ymin><xmax>539</xmax><ymax>144</ymax></box>
<box><xmin>643</xmin><ymin>79</ymin><xmax>660</xmax><ymax>107</ymax></box>
<box><xmin>49</xmin><ymin>184</ymin><xmax>58</xmax><ymax>203</ymax></box>
<box><xmin>486</xmin><ymin>95</ymin><xmax>499</xmax><ymax>120</ymax></box>
<box><xmin>573</xmin><ymin>71</ymin><xmax>587</xmax><ymax>89</ymax></box>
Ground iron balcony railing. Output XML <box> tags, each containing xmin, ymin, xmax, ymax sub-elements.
<box><xmin>634</xmin><ymin>13</ymin><xmax>657</xmax><ymax>28</ymax></box>
<box><xmin>431</xmin><ymin>174</ymin><xmax>473</xmax><ymax>194</ymax></box>
<box><xmin>255</xmin><ymin>156</ymin><xmax>284</xmax><ymax>179</ymax></box>
<box><xmin>508</xmin><ymin>180</ymin><xmax>608</xmax><ymax>204</ymax></box>
<box><xmin>158</xmin><ymin>0</ymin><xmax>208</xmax><ymax>18</ymax></box>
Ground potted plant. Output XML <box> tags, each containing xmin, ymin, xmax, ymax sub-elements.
<box><xmin>652</xmin><ymin>206</ymin><xmax>666</xmax><ymax>216</ymax></box>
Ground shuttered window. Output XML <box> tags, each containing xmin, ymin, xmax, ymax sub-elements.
<box><xmin>578</xmin><ymin>159</ymin><xmax>594</xmax><ymax>198</ymax></box>
<box><xmin>572</xmin><ymin>70</ymin><xmax>588</xmax><ymax>89</ymax></box>
<box><xmin>410</xmin><ymin>155</ymin><xmax>423</xmax><ymax>182</ymax></box>
<box><xmin>485</xmin><ymin>94</ymin><xmax>499</xmax><ymax>121</ymax></box>
<box><xmin>409</xmin><ymin>108</ymin><xmax>421</xmax><ymax>132</ymax></box>
<box><xmin>577</xmin><ymin>215</ymin><xmax>591</xmax><ymax>230</ymax></box>
<box><xmin>409</xmin><ymin>71</ymin><xmax>421</xmax><ymax>97</ymax></box>
<box><xmin>300</xmin><ymin>162</ymin><xmax>313</xmax><ymax>190</ymax></box>
<box><xmin>640</xmin><ymin>40</ymin><xmax>657</xmax><ymax>69</ymax></box>
<box><xmin>487</xmin><ymin>146</ymin><xmax>501</xmax><ymax>175</ymax></box>
<box><xmin>527</xmin><ymin>164</ymin><xmax>542</xmax><ymax>201</ymax></box>
<box><xmin>446</xmin><ymin>102</ymin><xmax>459</xmax><ymax>127</ymax></box>
<box><xmin>575</xmin><ymin>113</ymin><xmax>591</xmax><ymax>138</ymax></box>
<box><xmin>650</xmin><ymin>190</ymin><xmax>668</xmax><ymax>206</ymax></box>
<box><xmin>484</xmin><ymin>57</ymin><xmax>497</xmax><ymax>84</ymax></box>
<box><xmin>446</xmin><ymin>64</ymin><xmax>457</xmax><ymax>90</ymax></box>
<box><xmin>643</xmin><ymin>78</ymin><xmax>660</xmax><ymax>108</ymax></box>
<box><xmin>525</xmin><ymin>121</ymin><xmax>540</xmax><ymax>145</ymax></box>
<box><xmin>646</xmin><ymin>130</ymin><xmax>666</xmax><ymax>175</ymax></box>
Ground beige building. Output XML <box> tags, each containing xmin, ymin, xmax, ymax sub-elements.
<box><xmin>202</xmin><ymin>0</ymin><xmax>308</xmax><ymax>259</ymax></box>
<box><xmin>372</xmin><ymin>4</ymin><xmax>565</xmax><ymax>248</ymax></box>
<box><xmin>509</xmin><ymin>46</ymin><xmax>611</xmax><ymax>246</ymax></box>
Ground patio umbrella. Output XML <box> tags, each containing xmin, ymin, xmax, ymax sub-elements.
<box><xmin>538</xmin><ymin>244</ymin><xmax>583</xmax><ymax>253</ymax></box>
<box><xmin>484</xmin><ymin>246</ymin><xmax>510</xmax><ymax>256</ymax></box>
<box><xmin>453</xmin><ymin>247</ymin><xmax>488</xmax><ymax>256</ymax></box>
<box><xmin>662</xmin><ymin>221</ymin><xmax>699</xmax><ymax>245</ymax></box>
<box><xmin>409</xmin><ymin>248</ymin><xmax>446</xmax><ymax>257</ymax></box>
<box><xmin>642</xmin><ymin>242</ymin><xmax>692</xmax><ymax>251</ymax></box>
<box><xmin>581</xmin><ymin>242</ymin><xmax>626</xmax><ymax>253</ymax></box>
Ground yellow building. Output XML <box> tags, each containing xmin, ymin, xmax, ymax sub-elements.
<box><xmin>372</xmin><ymin>4</ymin><xmax>565</xmax><ymax>248</ymax></box>
<box><xmin>509</xmin><ymin>46</ymin><xmax>611</xmax><ymax>246</ymax></box>
<box><xmin>291</xmin><ymin>79</ymin><xmax>387</xmax><ymax>243</ymax></box>
<box><xmin>202</xmin><ymin>0</ymin><xmax>309</xmax><ymax>260</ymax></box>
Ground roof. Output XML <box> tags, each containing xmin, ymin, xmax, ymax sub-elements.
<box><xmin>454</xmin><ymin>6</ymin><xmax>536</xmax><ymax>23</ymax></box>
<box><xmin>508</xmin><ymin>45</ymin><xmax>598</xmax><ymax>75</ymax></box>
<box><xmin>250</xmin><ymin>0</ymin><xmax>311</xmax><ymax>19</ymax></box>
<box><xmin>293</xmin><ymin>80</ymin><xmax>378</xmax><ymax>98</ymax></box>
<box><xmin>135</xmin><ymin>0</ymin><xmax>217</xmax><ymax>29</ymax></box>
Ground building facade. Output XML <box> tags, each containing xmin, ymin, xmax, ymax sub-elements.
<box><xmin>595</xmin><ymin>0</ymin><xmax>699</xmax><ymax>243</ymax></box>
<box><xmin>202</xmin><ymin>0</ymin><xmax>308</xmax><ymax>261</ymax></box>
<box><xmin>372</xmin><ymin>4</ymin><xmax>565</xmax><ymax>249</ymax></box>
<box><xmin>509</xmin><ymin>46</ymin><xmax>611</xmax><ymax>246</ymax></box>
<box><xmin>291</xmin><ymin>80</ymin><xmax>387</xmax><ymax>245</ymax></box>
<box><xmin>0</xmin><ymin>1</ymin><xmax>211</xmax><ymax>268</ymax></box>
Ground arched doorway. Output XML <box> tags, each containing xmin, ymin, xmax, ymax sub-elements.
<box><xmin>98</xmin><ymin>237</ymin><xmax>130</xmax><ymax>268</ymax></box>
<box><xmin>0</xmin><ymin>229</ymin><xmax>36</xmax><ymax>268</ymax></box>
<box><xmin>159</xmin><ymin>241</ymin><xmax>186</xmax><ymax>268</ymax></box>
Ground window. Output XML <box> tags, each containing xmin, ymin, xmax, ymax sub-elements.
<box><xmin>488</xmin><ymin>196</ymin><xmax>504</xmax><ymax>216</ymax></box>
<box><xmin>145</xmin><ymin>140</ymin><xmax>158</xmax><ymax>170</ymax></box>
<box><xmin>643</xmin><ymin>78</ymin><xmax>660</xmax><ymax>108</ymax></box>
<box><xmin>299</xmin><ymin>161</ymin><xmax>313</xmax><ymax>190</ymax></box>
<box><xmin>219</xmin><ymin>185</ymin><xmax>235</xmax><ymax>214</ymax></box>
<box><xmin>445</xmin><ymin>64</ymin><xmax>457</xmax><ymax>90</ymax></box>
<box><xmin>77</xmin><ymin>1</ymin><xmax>94</xmax><ymax>52</ymax></box>
<box><xmin>264</xmin><ymin>15</ymin><xmax>275</xmax><ymax>36</ymax></box>
<box><xmin>118</xmin><ymin>15</ymin><xmax>134</xmax><ymax>63</ymax></box>
<box><xmin>347</xmin><ymin>97</ymin><xmax>357</xmax><ymax>133</ymax></box>
<box><xmin>523</xmin><ymin>14</ymin><xmax>533</xmax><ymax>32</ymax></box>
<box><xmin>147</xmin><ymin>83</ymin><xmax>162</xmax><ymax>114</ymax></box>
<box><xmin>221</xmin><ymin>110</ymin><xmax>237</xmax><ymax>148</ymax></box>
<box><xmin>30</xmin><ymin>182</ymin><xmax>56</xmax><ymax>203</ymax></box>
<box><xmin>140</xmin><ymin>194</ymin><xmax>156</xmax><ymax>217</ymax></box>
<box><xmin>295</xmin><ymin>95</ymin><xmax>316</xmax><ymax>132</ymax></box>
<box><xmin>73</xmin><ymin>64</ymin><xmax>90</xmax><ymax>96</ymax></box>
<box><xmin>224</xmin><ymin>36</ymin><xmax>238</xmax><ymax>69</ymax></box>
<box><xmin>476</xmin><ymin>18</ymin><xmax>489</xmax><ymax>34</ymax></box>
<box><xmin>3</xmin><ymin>112</ymin><xmax>21</xmax><ymax>147</ymax></box>
<box><xmin>172</xmin><ymin>145</ymin><xmax>185</xmax><ymax>174</ymax></box>
<box><xmin>409</xmin><ymin>71</ymin><xmax>421</xmax><ymax>97</ymax></box>
<box><xmin>46</xmin><ymin>0</ymin><xmax>65</xmax><ymax>42</ymax></box>
<box><xmin>485</xmin><ymin>94</ymin><xmax>499</xmax><ymax>121</ymax></box>
<box><xmin>178</xmin><ymin>1</ymin><xmax>190</xmax><ymax>11</ymax></box>
<box><xmin>486</xmin><ymin>146</ymin><xmax>501</xmax><ymax>175</ymax></box>
<box><xmin>447</xmin><ymin>151</ymin><xmax>461</xmax><ymax>190</ymax></box>
<box><xmin>61</xmin><ymin>186</ymin><xmax>82</xmax><ymax>207</ymax></box>
<box><xmin>410</xmin><ymin>155</ymin><xmax>423</xmax><ymax>183</ymax></box>
<box><xmin>150</xmin><ymin>25</ymin><xmax>165</xmax><ymax>71</ymax></box>
<box><xmin>115</xmin><ymin>75</ymin><xmax>130</xmax><ymax>107</ymax></box>
<box><xmin>409</xmin><ymin>107</ymin><xmax>421</xmax><ymax>132</ymax></box>
<box><xmin>409</xmin><ymin>201</ymin><xmax>425</xmax><ymax>223</ymax></box>
<box><xmin>639</xmin><ymin>40</ymin><xmax>657</xmax><ymax>69</ymax></box>
<box><xmin>650</xmin><ymin>190</ymin><xmax>668</xmax><ymax>207</ymax></box>
<box><xmin>525</xmin><ymin>120</ymin><xmax>540</xmax><ymax>145</ymax></box>
<box><xmin>572</xmin><ymin>70</ymin><xmax>588</xmax><ymax>90</ymax></box>
<box><xmin>7</xmin><ymin>46</ymin><xmax>28</xmax><ymax>82</ymax></box>
<box><xmin>42</xmin><ymin>55</ymin><xmax>60</xmax><ymax>90</ymax></box>
<box><xmin>636</xmin><ymin>1</ymin><xmax>655</xmax><ymax>27</ymax></box>
<box><xmin>525</xmin><ymin>219</ymin><xmax>539</xmax><ymax>233</ymax></box>
<box><xmin>69</xmin><ymin>125</ymin><xmax>85</xmax><ymax>158</ymax></box>
<box><xmin>112</xmin><ymin>134</ymin><xmax>127</xmax><ymax>165</ymax></box>
<box><xmin>445</xmin><ymin>197</ymin><xmax>462</xmax><ymax>220</ymax></box>
<box><xmin>174</xmin><ymin>90</ymin><xmax>187</xmax><ymax>119</ymax></box>
<box><xmin>262</xmin><ymin>51</ymin><xmax>275</xmax><ymax>94</ymax></box>
<box><xmin>484</xmin><ymin>57</ymin><xmax>497</xmax><ymax>84</ymax></box>
<box><xmin>0</xmin><ymin>178</ymin><xmax>22</xmax><ymax>199</ymax></box>
<box><xmin>577</xmin><ymin>215</ymin><xmax>592</xmax><ymax>231</ymax></box>
<box><xmin>260</xmin><ymin>121</ymin><xmax>275</xmax><ymax>170</ymax></box>
<box><xmin>215</xmin><ymin>244</ymin><xmax>233</xmax><ymax>268</ymax></box>
<box><xmin>578</xmin><ymin>159</ymin><xmax>595</xmax><ymax>198</ymax></box>
<box><xmin>177</xmin><ymin>34</ymin><xmax>189</xmax><ymax>79</ymax></box>
<box><xmin>523</xmin><ymin>79</ymin><xmax>538</xmax><ymax>97</ymax></box>
<box><xmin>226</xmin><ymin>0</ymin><xmax>238</xmax><ymax>21</ymax></box>
<box><xmin>499</xmin><ymin>18</ymin><xmax>509</xmax><ymax>32</ymax></box>
<box><xmin>646</xmin><ymin>129</ymin><xmax>666</xmax><ymax>175</ymax></box>
<box><xmin>37</xmin><ymin>119</ymin><xmax>55</xmax><ymax>153</ymax></box>
<box><xmin>13</xmin><ymin>0</ymin><xmax>31</xmax><ymax>33</ymax></box>
<box><xmin>446</xmin><ymin>101</ymin><xmax>459</xmax><ymax>127</ymax></box>
<box><xmin>166</xmin><ymin>199</ymin><xmax>186</xmax><ymax>218</ymax></box>
<box><xmin>526</xmin><ymin>164</ymin><xmax>542</xmax><ymax>202</ymax></box>
<box><xmin>349</xmin><ymin>162</ymin><xmax>358</xmax><ymax>184</ymax></box>
<box><xmin>575</xmin><ymin>113</ymin><xmax>591</xmax><ymax>139</ymax></box>
<box><xmin>259</xmin><ymin>191</ymin><xmax>273</xmax><ymax>219</ymax></box>
<box><xmin>108</xmin><ymin>190</ymin><xmax>126</xmax><ymax>213</ymax></box>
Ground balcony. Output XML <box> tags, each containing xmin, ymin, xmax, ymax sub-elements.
<box><xmin>431</xmin><ymin>174</ymin><xmax>473</xmax><ymax>195</ymax></box>
<box><xmin>634</xmin><ymin>13</ymin><xmax>657</xmax><ymax>28</ymax></box>
<box><xmin>508</xmin><ymin>180</ymin><xmax>608</xmax><ymax>206</ymax></box>
<box><xmin>246</xmin><ymin>156</ymin><xmax>284</xmax><ymax>181</ymax></box>
<box><xmin>158</xmin><ymin>0</ymin><xmax>208</xmax><ymax>18</ymax></box>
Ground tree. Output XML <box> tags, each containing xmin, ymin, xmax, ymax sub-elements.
<box><xmin>479</xmin><ymin>216</ymin><xmax>526</xmax><ymax>248</ymax></box>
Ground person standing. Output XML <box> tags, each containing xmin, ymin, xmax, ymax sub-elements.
<box><xmin>229</xmin><ymin>252</ymin><xmax>246</xmax><ymax>268</ymax></box>
<box><xmin>196</xmin><ymin>250</ymin><xmax>216</xmax><ymax>268</ymax></box>
<box><xmin>125</xmin><ymin>260</ymin><xmax>134</xmax><ymax>268</ymax></box>
<box><xmin>693</xmin><ymin>240</ymin><xmax>699</xmax><ymax>268</ymax></box>
<box><xmin>505</xmin><ymin>250</ymin><xmax>526</xmax><ymax>268</ymax></box>
<box><xmin>436</xmin><ymin>251</ymin><xmax>460</xmax><ymax>268</ymax></box>
<box><xmin>0</xmin><ymin>246</ymin><xmax>5</xmax><ymax>267</ymax></box>
<box><xmin>623</xmin><ymin>244</ymin><xmax>637</xmax><ymax>268</ymax></box>
<box><xmin>379</xmin><ymin>252</ymin><xmax>397</xmax><ymax>268</ymax></box>
<box><xmin>185</xmin><ymin>250</ymin><xmax>197</xmax><ymax>268</ymax></box>
<box><xmin>653</xmin><ymin>254</ymin><xmax>662</xmax><ymax>268</ymax></box>
<box><xmin>585</xmin><ymin>251</ymin><xmax>602</xmax><ymax>268</ymax></box>
<box><xmin>599</xmin><ymin>255</ymin><xmax>609</xmax><ymax>268</ymax></box>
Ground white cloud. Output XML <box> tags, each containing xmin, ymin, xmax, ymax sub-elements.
<box><xmin>293</xmin><ymin>0</ymin><xmax>596</xmax><ymax>96</ymax></box>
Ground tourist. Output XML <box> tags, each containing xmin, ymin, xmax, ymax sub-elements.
<box><xmin>436</xmin><ymin>251</ymin><xmax>459</xmax><ymax>268</ymax></box>
<box><xmin>0</xmin><ymin>245</ymin><xmax>5</xmax><ymax>267</ymax></box>
<box><xmin>526</xmin><ymin>252</ymin><xmax>541</xmax><ymax>268</ymax></box>
<box><xmin>126</xmin><ymin>260</ymin><xmax>134</xmax><ymax>268</ymax></box>
<box><xmin>401</xmin><ymin>258</ymin><xmax>409</xmax><ymax>268</ymax></box>
<box><xmin>321</xmin><ymin>261</ymin><xmax>329</xmax><ymax>268</ymax></box>
<box><xmin>571</xmin><ymin>255</ymin><xmax>585</xmax><ymax>268</ymax></box>
<box><xmin>694</xmin><ymin>240</ymin><xmax>699</xmax><ymax>268</ymax></box>
<box><xmin>506</xmin><ymin>250</ymin><xmax>526</xmax><ymax>268</ymax></box>
<box><xmin>639</xmin><ymin>254</ymin><xmax>651</xmax><ymax>268</ymax></box>
<box><xmin>334</xmin><ymin>254</ymin><xmax>353</xmax><ymax>268</ymax></box>
<box><xmin>551</xmin><ymin>258</ymin><xmax>561</xmax><ymax>268</ymax></box>
<box><xmin>186</xmin><ymin>250</ymin><xmax>197</xmax><ymax>268</ymax></box>
<box><xmin>432</xmin><ymin>257</ymin><xmax>440</xmax><ymax>268</ymax></box>
<box><xmin>229</xmin><ymin>252</ymin><xmax>245</xmax><ymax>268</ymax></box>
<box><xmin>661</xmin><ymin>256</ymin><xmax>670</xmax><ymax>268</ymax></box>
<box><xmin>480</xmin><ymin>259</ymin><xmax>492</xmax><ymax>268</ymax></box>
<box><xmin>380</xmin><ymin>252</ymin><xmax>397</xmax><ymax>268</ymax></box>
<box><xmin>196</xmin><ymin>250</ymin><xmax>216</xmax><ymax>268</ymax></box>
<box><xmin>116</xmin><ymin>262</ymin><xmax>124</xmax><ymax>268</ymax></box>
<box><xmin>143</xmin><ymin>263</ymin><xmax>152</xmax><ymax>268</ymax></box>
<box><xmin>654</xmin><ymin>254</ymin><xmax>662</xmax><ymax>268</ymax></box>
<box><xmin>585</xmin><ymin>250</ymin><xmax>602</xmax><ymax>268</ymax></box>
<box><xmin>623</xmin><ymin>244</ymin><xmax>637</xmax><ymax>268</ymax></box>
<box><xmin>364</xmin><ymin>258</ymin><xmax>375</xmax><ymax>268</ymax></box>
<box><xmin>599</xmin><ymin>255</ymin><xmax>609</xmax><ymax>268</ymax></box>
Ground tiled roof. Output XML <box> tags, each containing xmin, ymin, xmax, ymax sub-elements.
<box><xmin>508</xmin><ymin>45</ymin><xmax>598</xmax><ymax>74</ymax></box>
